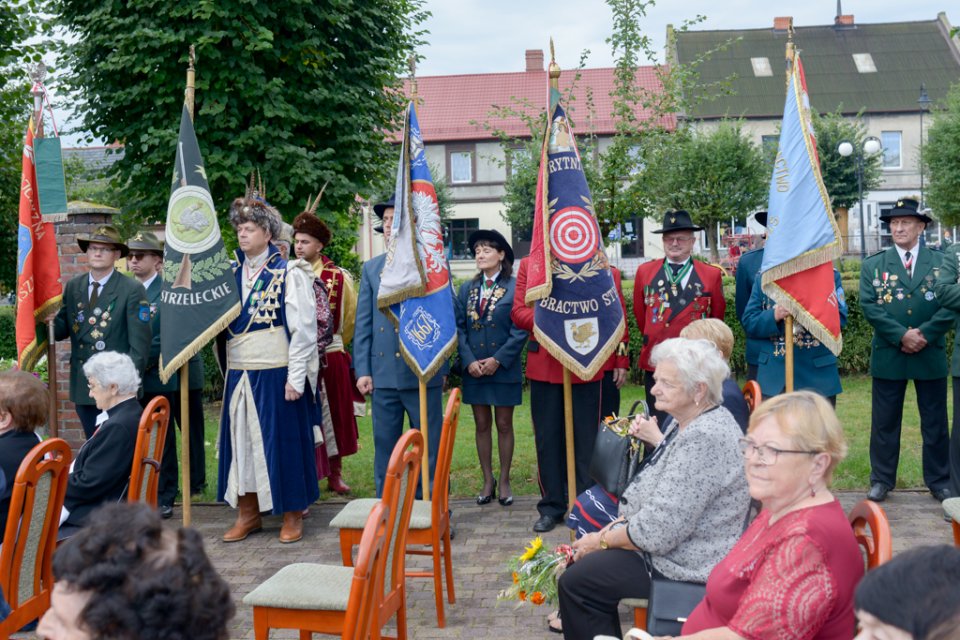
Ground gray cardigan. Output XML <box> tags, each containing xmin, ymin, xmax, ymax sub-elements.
<box><xmin>619</xmin><ymin>405</ymin><xmax>749</xmax><ymax>582</ymax></box>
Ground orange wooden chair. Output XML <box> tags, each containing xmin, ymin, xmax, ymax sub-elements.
<box><xmin>0</xmin><ymin>438</ymin><xmax>72</xmax><ymax>637</ymax></box>
<box><xmin>741</xmin><ymin>380</ymin><xmax>762</xmax><ymax>413</ymax></box>
<box><xmin>944</xmin><ymin>498</ymin><xmax>960</xmax><ymax>547</ymax></box>
<box><xmin>326</xmin><ymin>429</ymin><xmax>425</xmax><ymax>639</ymax></box>
<box><xmin>848</xmin><ymin>499</ymin><xmax>893</xmax><ymax>570</ymax></box>
<box><xmin>245</xmin><ymin>502</ymin><xmax>391</xmax><ymax>640</ymax></box>
<box><xmin>127</xmin><ymin>395</ymin><xmax>170</xmax><ymax>507</ymax></box>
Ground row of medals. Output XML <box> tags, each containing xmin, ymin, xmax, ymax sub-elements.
<box><xmin>75</xmin><ymin>304</ymin><xmax>111</xmax><ymax>352</ymax></box>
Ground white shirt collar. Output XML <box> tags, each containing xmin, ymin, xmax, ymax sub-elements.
<box><xmin>140</xmin><ymin>272</ymin><xmax>158</xmax><ymax>290</ymax></box>
<box><xmin>89</xmin><ymin>269</ymin><xmax>114</xmax><ymax>287</ymax></box>
<box><xmin>895</xmin><ymin>243</ymin><xmax>919</xmax><ymax>262</ymax></box>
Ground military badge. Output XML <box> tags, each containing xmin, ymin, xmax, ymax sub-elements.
<box><xmin>138</xmin><ymin>304</ymin><xmax>150</xmax><ymax>322</ymax></box>
<box><xmin>95</xmin><ymin>340</ymin><xmax>106</xmax><ymax>351</ymax></box>
<box><xmin>926</xmin><ymin>291</ymin><xmax>935</xmax><ymax>301</ymax></box>
<box><xmin>89</xmin><ymin>317</ymin><xmax>96</xmax><ymax>325</ymax></box>
<box><xmin>93</xmin><ymin>307</ymin><xmax>102</xmax><ymax>316</ymax></box>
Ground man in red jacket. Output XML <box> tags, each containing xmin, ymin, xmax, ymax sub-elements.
<box><xmin>512</xmin><ymin>258</ymin><xmax>629</xmax><ymax>532</ymax></box>
<box><xmin>633</xmin><ymin>210</ymin><xmax>726</xmax><ymax>426</ymax></box>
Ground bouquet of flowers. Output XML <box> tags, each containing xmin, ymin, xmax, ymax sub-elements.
<box><xmin>498</xmin><ymin>536</ymin><xmax>575</xmax><ymax>607</ymax></box>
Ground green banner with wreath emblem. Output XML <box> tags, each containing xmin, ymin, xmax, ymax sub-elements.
<box><xmin>158</xmin><ymin>104</ymin><xmax>241</xmax><ymax>383</ymax></box>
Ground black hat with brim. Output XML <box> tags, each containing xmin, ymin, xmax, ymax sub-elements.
<box><xmin>373</xmin><ymin>195</ymin><xmax>395</xmax><ymax>219</ymax></box>
<box><xmin>467</xmin><ymin>229</ymin><xmax>515</xmax><ymax>265</ymax></box>
<box><xmin>879</xmin><ymin>197</ymin><xmax>932</xmax><ymax>224</ymax></box>
<box><xmin>78</xmin><ymin>225</ymin><xmax>129</xmax><ymax>258</ymax></box>
<box><xmin>652</xmin><ymin>210</ymin><xmax>703</xmax><ymax>234</ymax></box>
<box><xmin>754</xmin><ymin>211</ymin><xmax>768</xmax><ymax>227</ymax></box>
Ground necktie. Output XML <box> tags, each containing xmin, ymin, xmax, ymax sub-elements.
<box><xmin>89</xmin><ymin>281</ymin><xmax>100</xmax><ymax>310</ymax></box>
<box><xmin>669</xmin><ymin>263</ymin><xmax>682</xmax><ymax>276</ymax></box>
<box><xmin>903</xmin><ymin>251</ymin><xmax>913</xmax><ymax>276</ymax></box>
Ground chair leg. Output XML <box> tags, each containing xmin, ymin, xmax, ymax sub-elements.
<box><xmin>339</xmin><ymin>531</ymin><xmax>355</xmax><ymax>567</ymax></box>
<box><xmin>431</xmin><ymin>533</ymin><xmax>446</xmax><ymax>627</ymax></box>
<box><xmin>442</xmin><ymin>527</ymin><xmax>455</xmax><ymax>604</ymax></box>
<box><xmin>634</xmin><ymin>606</ymin><xmax>648</xmax><ymax>629</ymax></box>
<box><xmin>253</xmin><ymin>608</ymin><xmax>270</xmax><ymax>640</ymax></box>
<box><xmin>396</xmin><ymin>591</ymin><xmax>408</xmax><ymax>640</ymax></box>
<box><xmin>299</xmin><ymin>631</ymin><xmax>312</xmax><ymax>640</ymax></box>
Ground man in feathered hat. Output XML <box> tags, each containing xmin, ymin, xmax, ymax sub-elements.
<box><xmin>218</xmin><ymin>185</ymin><xmax>321</xmax><ymax>544</ymax></box>
<box><xmin>293</xmin><ymin>203</ymin><xmax>359</xmax><ymax>495</ymax></box>
<box><xmin>54</xmin><ymin>225</ymin><xmax>152</xmax><ymax>438</ymax></box>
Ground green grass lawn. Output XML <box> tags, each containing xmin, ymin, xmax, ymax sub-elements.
<box><xmin>180</xmin><ymin>374</ymin><xmax>944</xmax><ymax>503</ymax></box>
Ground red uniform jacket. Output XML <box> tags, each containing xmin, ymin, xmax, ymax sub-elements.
<box><xmin>633</xmin><ymin>258</ymin><xmax>726</xmax><ymax>371</ymax></box>
<box><xmin>603</xmin><ymin>267</ymin><xmax>630</xmax><ymax>372</ymax></box>
<box><xmin>511</xmin><ymin>258</ymin><xmax>629</xmax><ymax>385</ymax></box>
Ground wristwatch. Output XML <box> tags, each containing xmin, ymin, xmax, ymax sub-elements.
<box><xmin>599</xmin><ymin>531</ymin><xmax>609</xmax><ymax>550</ymax></box>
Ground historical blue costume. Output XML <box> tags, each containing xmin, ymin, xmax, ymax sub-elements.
<box><xmin>455</xmin><ymin>274</ymin><xmax>527</xmax><ymax>406</ymax></box>
<box><xmin>217</xmin><ymin>245</ymin><xmax>320</xmax><ymax>515</ymax></box>
<box><xmin>354</xmin><ymin>252</ymin><xmax>446</xmax><ymax>497</ymax></box>
<box><xmin>735</xmin><ymin>247</ymin><xmax>766</xmax><ymax>381</ymax></box>
<box><xmin>741</xmin><ymin>269</ymin><xmax>847</xmax><ymax>402</ymax></box>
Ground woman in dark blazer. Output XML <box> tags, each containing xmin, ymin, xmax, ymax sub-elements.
<box><xmin>61</xmin><ymin>351</ymin><xmax>142</xmax><ymax>534</ymax></box>
<box><xmin>0</xmin><ymin>370</ymin><xmax>47</xmax><ymax>535</ymax></box>
<box><xmin>456</xmin><ymin>230</ymin><xmax>527</xmax><ymax>506</ymax></box>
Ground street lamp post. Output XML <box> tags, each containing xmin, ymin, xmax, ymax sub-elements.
<box><xmin>918</xmin><ymin>83</ymin><xmax>931</xmax><ymax>208</ymax></box>
<box><xmin>838</xmin><ymin>137</ymin><xmax>882</xmax><ymax>257</ymax></box>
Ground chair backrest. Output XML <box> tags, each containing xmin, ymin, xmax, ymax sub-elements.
<box><xmin>741</xmin><ymin>380</ymin><xmax>762</xmax><ymax>414</ymax></box>
<box><xmin>342</xmin><ymin>502</ymin><xmax>390</xmax><ymax>640</ymax></box>
<box><xmin>848</xmin><ymin>499</ymin><xmax>893</xmax><ymax>570</ymax></box>
<box><xmin>431</xmin><ymin>389</ymin><xmax>461</xmax><ymax>522</ymax></box>
<box><xmin>381</xmin><ymin>429</ymin><xmax>423</xmax><ymax>599</ymax></box>
<box><xmin>944</xmin><ymin>498</ymin><xmax>960</xmax><ymax>548</ymax></box>
<box><xmin>0</xmin><ymin>438</ymin><xmax>72</xmax><ymax>635</ymax></box>
<box><xmin>128</xmin><ymin>396</ymin><xmax>170</xmax><ymax>506</ymax></box>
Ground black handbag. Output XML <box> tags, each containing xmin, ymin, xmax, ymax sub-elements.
<box><xmin>646</xmin><ymin>576</ymin><xmax>706</xmax><ymax>635</ymax></box>
<box><xmin>589</xmin><ymin>400</ymin><xmax>647</xmax><ymax>496</ymax></box>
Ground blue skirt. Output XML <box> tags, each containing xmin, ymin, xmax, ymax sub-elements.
<box><xmin>567</xmin><ymin>484</ymin><xmax>619</xmax><ymax>539</ymax></box>
<box><xmin>462</xmin><ymin>379</ymin><xmax>522</xmax><ymax>406</ymax></box>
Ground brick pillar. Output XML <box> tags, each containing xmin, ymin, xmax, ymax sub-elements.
<box><xmin>52</xmin><ymin>202</ymin><xmax>118</xmax><ymax>450</ymax></box>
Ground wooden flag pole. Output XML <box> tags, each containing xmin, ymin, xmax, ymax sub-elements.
<box><xmin>419</xmin><ymin>381</ymin><xmax>431</xmax><ymax>501</ymax></box>
<box><xmin>784</xmin><ymin>316</ymin><xmax>795</xmax><ymax>392</ymax></box>
<box><xmin>563</xmin><ymin>368</ymin><xmax>575</xmax><ymax>542</ymax></box>
<box><xmin>180</xmin><ymin>46</ymin><xmax>196</xmax><ymax>527</ymax></box>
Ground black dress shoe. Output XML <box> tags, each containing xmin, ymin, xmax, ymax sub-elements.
<box><xmin>499</xmin><ymin>494</ymin><xmax>514</xmax><ymax>507</ymax></box>
<box><xmin>931</xmin><ymin>487</ymin><xmax>954</xmax><ymax>503</ymax></box>
<box><xmin>533</xmin><ymin>514</ymin><xmax>560</xmax><ymax>533</ymax></box>
<box><xmin>160</xmin><ymin>504</ymin><xmax>174</xmax><ymax>519</ymax></box>
<box><xmin>476</xmin><ymin>480</ymin><xmax>496</xmax><ymax>505</ymax></box>
<box><xmin>866</xmin><ymin>483</ymin><xmax>889</xmax><ymax>502</ymax></box>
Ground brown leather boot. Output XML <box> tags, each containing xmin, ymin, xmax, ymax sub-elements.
<box><xmin>222</xmin><ymin>493</ymin><xmax>262</xmax><ymax>542</ymax></box>
<box><xmin>279</xmin><ymin>510</ymin><xmax>303</xmax><ymax>543</ymax></box>
<box><xmin>326</xmin><ymin>456</ymin><xmax>351</xmax><ymax>495</ymax></box>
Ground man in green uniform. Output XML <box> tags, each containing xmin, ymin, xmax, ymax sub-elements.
<box><xmin>54</xmin><ymin>226</ymin><xmax>152</xmax><ymax>438</ymax></box>
<box><xmin>860</xmin><ymin>198</ymin><xmax>954</xmax><ymax>503</ymax></box>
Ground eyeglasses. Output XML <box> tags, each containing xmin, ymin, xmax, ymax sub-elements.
<box><xmin>663</xmin><ymin>236</ymin><xmax>695</xmax><ymax>245</ymax></box>
<box><xmin>738</xmin><ymin>438</ymin><xmax>819</xmax><ymax>464</ymax></box>
<box><xmin>128</xmin><ymin>252</ymin><xmax>148</xmax><ymax>260</ymax></box>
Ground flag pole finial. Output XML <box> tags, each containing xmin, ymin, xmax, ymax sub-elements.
<box><xmin>185</xmin><ymin>45</ymin><xmax>196</xmax><ymax>120</ymax></box>
<box><xmin>29</xmin><ymin>62</ymin><xmax>46</xmax><ymax>136</ymax></box>
<box><xmin>548</xmin><ymin>38</ymin><xmax>561</xmax><ymax>89</ymax></box>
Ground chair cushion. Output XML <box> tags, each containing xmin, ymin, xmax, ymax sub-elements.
<box><xmin>242</xmin><ymin>563</ymin><xmax>353</xmax><ymax>610</ymax></box>
<box><xmin>328</xmin><ymin>499</ymin><xmax>379</xmax><ymax>529</ymax></box>
<box><xmin>621</xmin><ymin>598</ymin><xmax>649</xmax><ymax>608</ymax></box>
<box><xmin>408</xmin><ymin>500</ymin><xmax>433</xmax><ymax>530</ymax></box>
<box><xmin>944</xmin><ymin>497</ymin><xmax>960</xmax><ymax>523</ymax></box>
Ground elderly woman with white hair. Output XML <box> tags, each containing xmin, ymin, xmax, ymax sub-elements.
<box><xmin>557</xmin><ymin>338</ymin><xmax>750</xmax><ymax>640</ymax></box>
<box><xmin>60</xmin><ymin>351</ymin><xmax>143</xmax><ymax>534</ymax></box>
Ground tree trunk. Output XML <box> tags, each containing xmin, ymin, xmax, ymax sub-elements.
<box><xmin>708</xmin><ymin>225</ymin><xmax>721</xmax><ymax>263</ymax></box>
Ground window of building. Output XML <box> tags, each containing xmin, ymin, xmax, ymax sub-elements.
<box><xmin>447</xmin><ymin>145</ymin><xmax>475</xmax><ymax>183</ymax></box>
<box><xmin>620</xmin><ymin>216</ymin><xmax>645</xmax><ymax>258</ymax></box>
<box><xmin>881</xmin><ymin>131</ymin><xmax>901</xmax><ymax>169</ymax></box>
<box><xmin>852</xmin><ymin>53</ymin><xmax>877</xmax><ymax>74</ymax></box>
<box><xmin>761</xmin><ymin>135</ymin><xmax>780</xmax><ymax>162</ymax></box>
<box><xmin>627</xmin><ymin>144</ymin><xmax>645</xmax><ymax>175</ymax></box>
<box><xmin>750</xmin><ymin>57</ymin><xmax>772</xmax><ymax>77</ymax></box>
<box><xmin>446</xmin><ymin>218</ymin><xmax>480</xmax><ymax>260</ymax></box>
<box><xmin>507</xmin><ymin>147</ymin><xmax>530</xmax><ymax>178</ymax></box>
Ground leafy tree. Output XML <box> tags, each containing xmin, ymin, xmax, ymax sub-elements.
<box><xmin>924</xmin><ymin>83</ymin><xmax>960</xmax><ymax>226</ymax></box>
<box><xmin>642</xmin><ymin>120</ymin><xmax>767</xmax><ymax>261</ymax></box>
<box><xmin>813</xmin><ymin>108</ymin><xmax>882</xmax><ymax>210</ymax></box>
<box><xmin>51</xmin><ymin>0</ymin><xmax>428</xmax><ymax>273</ymax></box>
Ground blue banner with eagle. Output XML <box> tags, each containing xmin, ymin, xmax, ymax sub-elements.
<box><xmin>377</xmin><ymin>102</ymin><xmax>457</xmax><ymax>380</ymax></box>
<box><xmin>525</xmin><ymin>86</ymin><xmax>624</xmax><ymax>379</ymax></box>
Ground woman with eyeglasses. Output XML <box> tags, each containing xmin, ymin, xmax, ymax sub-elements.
<box><xmin>556</xmin><ymin>338</ymin><xmax>749</xmax><ymax>639</ymax></box>
<box><xmin>681</xmin><ymin>391</ymin><xmax>864</xmax><ymax>639</ymax></box>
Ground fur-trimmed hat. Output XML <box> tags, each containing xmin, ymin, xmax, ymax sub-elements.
<box><xmin>293</xmin><ymin>212</ymin><xmax>332</xmax><ymax>246</ymax></box>
<box><xmin>228</xmin><ymin>197</ymin><xmax>282</xmax><ymax>240</ymax></box>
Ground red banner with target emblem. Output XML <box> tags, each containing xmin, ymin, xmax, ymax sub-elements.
<box><xmin>524</xmin><ymin>88</ymin><xmax>624</xmax><ymax>380</ymax></box>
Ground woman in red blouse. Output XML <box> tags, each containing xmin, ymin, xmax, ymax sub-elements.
<box><xmin>681</xmin><ymin>391</ymin><xmax>864</xmax><ymax>639</ymax></box>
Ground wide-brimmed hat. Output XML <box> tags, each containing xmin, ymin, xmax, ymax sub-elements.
<box><xmin>652</xmin><ymin>210</ymin><xmax>703</xmax><ymax>234</ymax></box>
<box><xmin>79</xmin><ymin>225</ymin><xmax>129</xmax><ymax>257</ymax></box>
<box><xmin>754</xmin><ymin>211</ymin><xmax>768</xmax><ymax>227</ymax></box>
<box><xmin>372</xmin><ymin>195</ymin><xmax>395</xmax><ymax>234</ymax></box>
<box><xmin>879</xmin><ymin>197</ymin><xmax>932</xmax><ymax>224</ymax></box>
<box><xmin>292</xmin><ymin>212</ymin><xmax>332</xmax><ymax>246</ymax></box>
<box><xmin>467</xmin><ymin>229</ymin><xmax>515</xmax><ymax>265</ymax></box>
<box><xmin>126</xmin><ymin>230</ymin><xmax>164</xmax><ymax>255</ymax></box>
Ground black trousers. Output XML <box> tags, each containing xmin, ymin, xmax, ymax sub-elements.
<box><xmin>173</xmin><ymin>388</ymin><xmax>207</xmax><ymax>494</ymax></box>
<box><xmin>643</xmin><ymin>370</ymin><xmax>669</xmax><ymax>428</ymax></box>
<box><xmin>143</xmin><ymin>392</ymin><xmax>179</xmax><ymax>506</ymax></box>
<box><xmin>75</xmin><ymin>404</ymin><xmax>100</xmax><ymax>439</ymax></box>
<box><xmin>558</xmin><ymin>548</ymin><xmax>657</xmax><ymax>639</ymax></box>
<box><xmin>747</xmin><ymin>363</ymin><xmax>759</xmax><ymax>382</ymax></box>
<box><xmin>600</xmin><ymin>370</ymin><xmax>621</xmax><ymax>419</ymax></box>
<box><xmin>951</xmin><ymin>378</ymin><xmax>960</xmax><ymax>496</ymax></box>
<box><xmin>870</xmin><ymin>377</ymin><xmax>949</xmax><ymax>491</ymax></box>
<box><xmin>530</xmin><ymin>379</ymin><xmax>601</xmax><ymax>520</ymax></box>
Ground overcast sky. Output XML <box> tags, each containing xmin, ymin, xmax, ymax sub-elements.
<box><xmin>417</xmin><ymin>0</ymin><xmax>953</xmax><ymax>75</ymax></box>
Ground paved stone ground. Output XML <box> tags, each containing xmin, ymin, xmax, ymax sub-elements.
<box><xmin>13</xmin><ymin>491</ymin><xmax>955</xmax><ymax>640</ymax></box>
